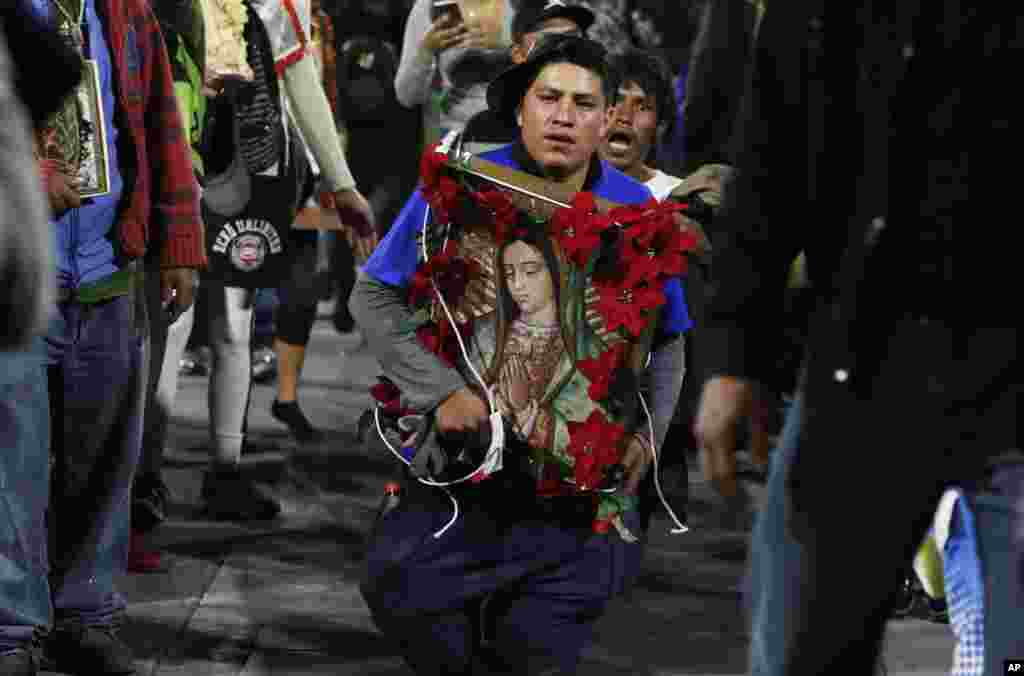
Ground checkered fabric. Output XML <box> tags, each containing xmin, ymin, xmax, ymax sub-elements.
<box><xmin>943</xmin><ymin>494</ymin><xmax>985</xmax><ymax>676</ymax></box>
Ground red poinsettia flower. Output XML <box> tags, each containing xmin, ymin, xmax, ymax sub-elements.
<box><xmin>416</xmin><ymin>324</ymin><xmax>445</xmax><ymax>366</ymax></box>
<box><xmin>423</xmin><ymin>175</ymin><xmax>461</xmax><ymax>226</ymax></box>
<box><xmin>594</xmin><ymin>278</ymin><xmax>665</xmax><ymax>337</ymax></box>
<box><xmin>608</xmin><ymin>196</ymin><xmax>658</xmax><ymax>222</ymax></box>
<box><xmin>572</xmin><ymin>191</ymin><xmax>598</xmax><ymax>212</ymax></box>
<box><xmin>592</xmin><ymin>518</ymin><xmax>613</xmax><ymax>534</ymax></box>
<box><xmin>409</xmin><ymin>266</ymin><xmax>435</xmax><ymax>307</ymax></box>
<box><xmin>474</xmin><ymin>188</ymin><xmax>519</xmax><ymax>243</ymax></box>
<box><xmin>576</xmin><ymin>343</ymin><xmax>627</xmax><ymax>401</ymax></box>
<box><xmin>607</xmin><ymin>198</ymin><xmax>672</xmax><ymax>252</ymax></box>
<box><xmin>618</xmin><ymin>242</ymin><xmax>664</xmax><ymax>287</ymax></box>
<box><xmin>409</xmin><ymin>241</ymin><xmax>453</xmax><ymax>307</ymax></box>
<box><xmin>566</xmin><ymin>410</ymin><xmax>624</xmax><ymax>491</ymax></box>
<box><xmin>370</xmin><ymin>378</ymin><xmax>405</xmax><ymax>417</ymax></box>
<box><xmin>419</xmin><ymin>144</ymin><xmax>460</xmax><ymax>225</ymax></box>
<box><xmin>409</xmin><ymin>241</ymin><xmax>479</xmax><ymax>308</ymax></box>
<box><xmin>550</xmin><ymin>192</ymin><xmax>611</xmax><ymax>267</ymax></box>
<box><xmin>615</xmin><ymin>199</ymin><xmax>685</xmax><ymax>249</ymax></box>
<box><xmin>649</xmin><ymin>224</ymin><xmax>699</xmax><ymax>278</ymax></box>
<box><xmin>617</xmin><ymin>202</ymin><xmax>699</xmax><ymax>281</ymax></box>
<box><xmin>432</xmin><ymin>257</ymin><xmax>479</xmax><ymax>308</ymax></box>
<box><xmin>419</xmin><ymin>145</ymin><xmax>447</xmax><ymax>191</ymax></box>
<box><xmin>415</xmin><ymin>317</ymin><xmax>472</xmax><ymax>368</ymax></box>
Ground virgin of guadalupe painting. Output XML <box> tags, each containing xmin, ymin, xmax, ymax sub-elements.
<box><xmin>441</xmin><ymin>210</ymin><xmax>657</xmax><ymax>522</ymax></box>
<box><xmin>470</xmin><ymin>231</ymin><xmax>572</xmax><ymax>452</ymax></box>
<box><xmin>380</xmin><ymin>148</ymin><xmax>695</xmax><ymax>535</ymax></box>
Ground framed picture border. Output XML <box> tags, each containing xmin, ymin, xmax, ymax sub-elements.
<box><xmin>75</xmin><ymin>58</ymin><xmax>111</xmax><ymax>199</ymax></box>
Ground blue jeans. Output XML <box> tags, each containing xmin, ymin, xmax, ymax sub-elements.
<box><xmin>46</xmin><ymin>295</ymin><xmax>146</xmax><ymax>628</ymax></box>
<box><xmin>0</xmin><ymin>340</ymin><xmax>52</xmax><ymax>652</ymax></box>
<box><xmin>747</xmin><ymin>404</ymin><xmax>1024</xmax><ymax>676</ymax></box>
<box><xmin>745</xmin><ymin>320</ymin><xmax>1022</xmax><ymax>674</ymax></box>
<box><xmin>975</xmin><ymin>464</ymin><xmax>1024</xmax><ymax>673</ymax></box>
<box><xmin>746</xmin><ymin>395</ymin><xmax>808</xmax><ymax>676</ymax></box>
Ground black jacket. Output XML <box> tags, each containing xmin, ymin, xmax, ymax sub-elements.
<box><xmin>1</xmin><ymin>1</ymin><xmax>82</xmax><ymax>127</ymax></box>
<box><xmin>680</xmin><ymin>0</ymin><xmax>759</xmax><ymax>174</ymax></box>
<box><xmin>698</xmin><ymin>0</ymin><xmax>988</xmax><ymax>389</ymax></box>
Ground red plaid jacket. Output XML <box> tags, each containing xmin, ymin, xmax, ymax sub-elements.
<box><xmin>96</xmin><ymin>0</ymin><xmax>206</xmax><ymax>269</ymax></box>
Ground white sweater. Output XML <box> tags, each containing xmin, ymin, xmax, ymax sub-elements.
<box><xmin>394</xmin><ymin>0</ymin><xmax>515</xmax><ymax>135</ymax></box>
<box><xmin>645</xmin><ymin>169</ymin><xmax>685</xmax><ymax>202</ymax></box>
<box><xmin>206</xmin><ymin>0</ymin><xmax>356</xmax><ymax>191</ymax></box>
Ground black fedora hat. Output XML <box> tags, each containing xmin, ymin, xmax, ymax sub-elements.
<box><xmin>485</xmin><ymin>34</ymin><xmax>611</xmax><ymax>124</ymax></box>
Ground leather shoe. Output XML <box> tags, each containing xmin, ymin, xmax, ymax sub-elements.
<box><xmin>44</xmin><ymin>625</ymin><xmax>135</xmax><ymax>675</ymax></box>
<box><xmin>0</xmin><ymin>648</ymin><xmax>38</xmax><ymax>676</ymax></box>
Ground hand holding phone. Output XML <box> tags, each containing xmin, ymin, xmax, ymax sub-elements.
<box><xmin>430</xmin><ymin>0</ymin><xmax>462</xmax><ymax>22</ymax></box>
<box><xmin>421</xmin><ymin>6</ymin><xmax>470</xmax><ymax>57</ymax></box>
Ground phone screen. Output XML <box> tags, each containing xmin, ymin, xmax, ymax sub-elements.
<box><xmin>431</xmin><ymin>0</ymin><xmax>461</xmax><ymax>22</ymax></box>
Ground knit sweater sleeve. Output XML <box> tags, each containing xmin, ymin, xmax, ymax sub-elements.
<box><xmin>138</xmin><ymin>0</ymin><xmax>206</xmax><ymax>269</ymax></box>
<box><xmin>252</xmin><ymin>0</ymin><xmax>355</xmax><ymax>191</ymax></box>
<box><xmin>281</xmin><ymin>56</ymin><xmax>355</xmax><ymax>191</ymax></box>
<box><xmin>394</xmin><ymin>0</ymin><xmax>437</xmax><ymax>109</ymax></box>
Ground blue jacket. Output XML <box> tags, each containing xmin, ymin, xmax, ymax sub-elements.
<box><xmin>363</xmin><ymin>143</ymin><xmax>693</xmax><ymax>334</ymax></box>
<box><xmin>32</xmin><ymin>0</ymin><xmax>125</xmax><ymax>288</ymax></box>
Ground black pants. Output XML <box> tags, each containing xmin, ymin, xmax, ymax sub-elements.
<box><xmin>273</xmin><ymin>229</ymin><xmax>320</xmax><ymax>346</ymax></box>
<box><xmin>329</xmin><ymin>233</ymin><xmax>357</xmax><ymax>332</ymax></box>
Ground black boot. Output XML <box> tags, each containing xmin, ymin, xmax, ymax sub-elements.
<box><xmin>0</xmin><ymin>648</ymin><xmax>38</xmax><ymax>676</ymax></box>
<box><xmin>201</xmin><ymin>465</ymin><xmax>281</xmax><ymax>521</ymax></box>
<box><xmin>43</xmin><ymin>624</ymin><xmax>135</xmax><ymax>676</ymax></box>
<box><xmin>131</xmin><ymin>472</ymin><xmax>170</xmax><ymax>534</ymax></box>
<box><xmin>271</xmin><ymin>400</ymin><xmax>324</xmax><ymax>444</ymax></box>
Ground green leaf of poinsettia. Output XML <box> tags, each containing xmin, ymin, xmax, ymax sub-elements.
<box><xmin>597</xmin><ymin>493</ymin><xmax>638</xmax><ymax>520</ymax></box>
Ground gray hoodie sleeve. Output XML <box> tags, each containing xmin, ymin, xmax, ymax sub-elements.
<box><xmin>394</xmin><ymin>0</ymin><xmax>438</xmax><ymax>109</ymax></box>
<box><xmin>0</xmin><ymin>31</ymin><xmax>54</xmax><ymax>350</ymax></box>
<box><xmin>647</xmin><ymin>336</ymin><xmax>686</xmax><ymax>453</ymax></box>
<box><xmin>350</xmin><ymin>271</ymin><xmax>467</xmax><ymax>412</ymax></box>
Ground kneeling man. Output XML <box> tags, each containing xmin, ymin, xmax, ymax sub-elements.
<box><xmin>352</xmin><ymin>35</ymin><xmax>690</xmax><ymax>675</ymax></box>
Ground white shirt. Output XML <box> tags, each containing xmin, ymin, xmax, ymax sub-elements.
<box><xmin>645</xmin><ymin>169</ymin><xmax>685</xmax><ymax>202</ymax></box>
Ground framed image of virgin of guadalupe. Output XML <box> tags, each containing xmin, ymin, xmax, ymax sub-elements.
<box><xmin>379</xmin><ymin>147</ymin><xmax>696</xmax><ymax>539</ymax></box>
<box><xmin>73</xmin><ymin>59</ymin><xmax>111</xmax><ymax>198</ymax></box>
<box><xmin>35</xmin><ymin>2</ymin><xmax>112</xmax><ymax>200</ymax></box>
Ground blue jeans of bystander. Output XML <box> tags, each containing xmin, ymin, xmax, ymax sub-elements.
<box><xmin>0</xmin><ymin>338</ymin><xmax>52</xmax><ymax>653</ymax></box>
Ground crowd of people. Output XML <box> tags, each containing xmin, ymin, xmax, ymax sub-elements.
<box><xmin>0</xmin><ymin>0</ymin><xmax>1011</xmax><ymax>675</ymax></box>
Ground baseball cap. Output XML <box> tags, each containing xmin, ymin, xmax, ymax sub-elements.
<box><xmin>512</xmin><ymin>0</ymin><xmax>595</xmax><ymax>39</ymax></box>
<box><xmin>486</xmin><ymin>33</ymin><xmax>611</xmax><ymax>124</ymax></box>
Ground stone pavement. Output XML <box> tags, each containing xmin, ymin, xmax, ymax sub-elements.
<box><xmin>45</xmin><ymin>319</ymin><xmax>956</xmax><ymax>675</ymax></box>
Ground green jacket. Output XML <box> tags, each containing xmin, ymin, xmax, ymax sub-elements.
<box><xmin>159</xmin><ymin>0</ymin><xmax>206</xmax><ymax>175</ymax></box>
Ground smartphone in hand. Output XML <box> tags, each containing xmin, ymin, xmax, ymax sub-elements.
<box><xmin>431</xmin><ymin>0</ymin><xmax>462</xmax><ymax>22</ymax></box>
